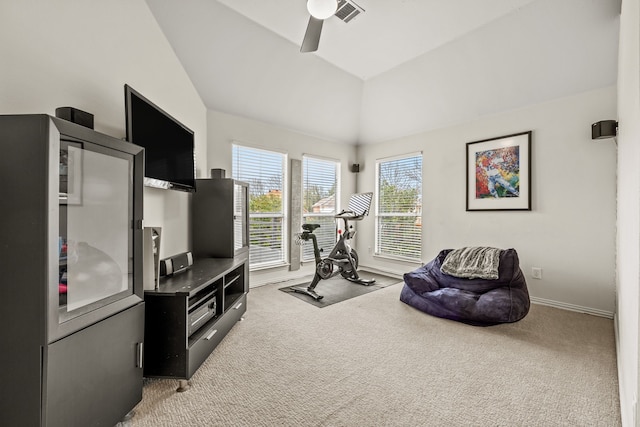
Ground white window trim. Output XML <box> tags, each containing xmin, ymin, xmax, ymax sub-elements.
<box><xmin>232</xmin><ymin>143</ymin><xmax>288</xmax><ymax>270</ymax></box>
<box><xmin>301</xmin><ymin>155</ymin><xmax>341</xmax><ymax>262</ymax></box>
<box><xmin>374</xmin><ymin>152</ymin><xmax>423</xmax><ymax>262</ymax></box>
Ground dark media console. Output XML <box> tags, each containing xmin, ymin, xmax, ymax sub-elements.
<box><xmin>143</xmin><ymin>255</ymin><xmax>248</xmax><ymax>389</ymax></box>
<box><xmin>144</xmin><ymin>177</ymin><xmax>251</xmax><ymax>391</ymax></box>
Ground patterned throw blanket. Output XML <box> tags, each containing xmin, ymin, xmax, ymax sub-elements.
<box><xmin>440</xmin><ymin>247</ymin><xmax>502</xmax><ymax>280</ymax></box>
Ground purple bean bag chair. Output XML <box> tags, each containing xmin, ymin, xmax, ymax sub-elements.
<box><xmin>400</xmin><ymin>248</ymin><xmax>530</xmax><ymax>326</ymax></box>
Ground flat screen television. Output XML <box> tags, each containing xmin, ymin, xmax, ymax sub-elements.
<box><xmin>124</xmin><ymin>84</ymin><xmax>195</xmax><ymax>192</ymax></box>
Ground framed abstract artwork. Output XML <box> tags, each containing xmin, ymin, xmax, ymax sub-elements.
<box><xmin>466</xmin><ymin>131</ymin><xmax>531</xmax><ymax>211</ymax></box>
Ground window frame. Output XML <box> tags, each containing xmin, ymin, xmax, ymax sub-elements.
<box><xmin>301</xmin><ymin>155</ymin><xmax>341</xmax><ymax>262</ymax></box>
<box><xmin>232</xmin><ymin>143</ymin><xmax>288</xmax><ymax>270</ymax></box>
<box><xmin>374</xmin><ymin>152</ymin><xmax>423</xmax><ymax>262</ymax></box>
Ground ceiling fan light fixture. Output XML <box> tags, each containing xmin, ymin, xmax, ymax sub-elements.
<box><xmin>307</xmin><ymin>0</ymin><xmax>338</xmax><ymax>20</ymax></box>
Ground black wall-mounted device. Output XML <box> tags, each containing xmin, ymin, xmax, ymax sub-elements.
<box><xmin>210</xmin><ymin>168</ymin><xmax>226</xmax><ymax>179</ymax></box>
<box><xmin>591</xmin><ymin>120</ymin><xmax>617</xmax><ymax>139</ymax></box>
<box><xmin>55</xmin><ymin>107</ymin><xmax>94</xmax><ymax>129</ymax></box>
<box><xmin>351</xmin><ymin>164</ymin><xmax>360</xmax><ymax>173</ymax></box>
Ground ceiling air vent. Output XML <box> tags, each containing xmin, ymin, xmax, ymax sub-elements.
<box><xmin>335</xmin><ymin>0</ymin><xmax>364</xmax><ymax>23</ymax></box>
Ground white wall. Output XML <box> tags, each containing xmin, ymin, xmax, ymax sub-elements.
<box><xmin>359</xmin><ymin>0</ymin><xmax>620</xmax><ymax>145</ymax></box>
<box><xmin>357</xmin><ymin>86</ymin><xmax>617</xmax><ymax>316</ymax></box>
<box><xmin>207</xmin><ymin>109</ymin><xmax>358</xmax><ymax>285</ymax></box>
<box><xmin>616</xmin><ymin>0</ymin><xmax>640</xmax><ymax>424</ymax></box>
<box><xmin>0</xmin><ymin>0</ymin><xmax>208</xmax><ymax>257</ymax></box>
<box><xmin>146</xmin><ymin>0</ymin><xmax>363</xmax><ymax>144</ymax></box>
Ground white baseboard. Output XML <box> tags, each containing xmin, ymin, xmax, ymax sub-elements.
<box><xmin>249</xmin><ymin>270</ymin><xmax>311</xmax><ymax>288</ymax></box>
<box><xmin>530</xmin><ymin>296</ymin><xmax>614</xmax><ymax>319</ymax></box>
<box><xmin>358</xmin><ymin>264</ymin><xmax>405</xmax><ymax>279</ymax></box>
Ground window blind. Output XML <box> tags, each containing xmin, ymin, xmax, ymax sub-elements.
<box><xmin>376</xmin><ymin>154</ymin><xmax>422</xmax><ymax>261</ymax></box>
<box><xmin>232</xmin><ymin>145</ymin><xmax>286</xmax><ymax>267</ymax></box>
<box><xmin>302</xmin><ymin>156</ymin><xmax>339</xmax><ymax>261</ymax></box>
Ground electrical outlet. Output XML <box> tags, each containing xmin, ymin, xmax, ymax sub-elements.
<box><xmin>368</xmin><ymin>246</ymin><xmax>372</xmax><ymax>254</ymax></box>
<box><xmin>531</xmin><ymin>267</ymin><xmax>542</xmax><ymax>279</ymax></box>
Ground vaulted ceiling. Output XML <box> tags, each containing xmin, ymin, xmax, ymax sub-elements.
<box><xmin>214</xmin><ymin>0</ymin><xmax>538</xmax><ymax>80</ymax></box>
<box><xmin>146</xmin><ymin>0</ymin><xmax>620</xmax><ymax>144</ymax></box>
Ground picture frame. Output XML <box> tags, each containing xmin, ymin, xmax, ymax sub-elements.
<box><xmin>466</xmin><ymin>131</ymin><xmax>531</xmax><ymax>211</ymax></box>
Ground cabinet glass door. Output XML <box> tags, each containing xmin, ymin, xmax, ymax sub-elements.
<box><xmin>233</xmin><ymin>183</ymin><xmax>248</xmax><ymax>252</ymax></box>
<box><xmin>58</xmin><ymin>139</ymin><xmax>134</xmax><ymax>324</ymax></box>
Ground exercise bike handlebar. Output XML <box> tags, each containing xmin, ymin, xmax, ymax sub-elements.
<box><xmin>334</xmin><ymin>210</ymin><xmax>365</xmax><ymax>220</ymax></box>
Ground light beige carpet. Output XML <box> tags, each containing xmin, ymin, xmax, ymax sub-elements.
<box><xmin>124</xmin><ymin>281</ymin><xmax>621</xmax><ymax>426</ymax></box>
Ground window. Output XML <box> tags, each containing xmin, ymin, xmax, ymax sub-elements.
<box><xmin>232</xmin><ymin>145</ymin><xmax>286</xmax><ymax>268</ymax></box>
<box><xmin>375</xmin><ymin>153</ymin><xmax>422</xmax><ymax>261</ymax></box>
<box><xmin>302</xmin><ymin>156</ymin><xmax>339</xmax><ymax>261</ymax></box>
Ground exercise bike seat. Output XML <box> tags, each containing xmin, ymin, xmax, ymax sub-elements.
<box><xmin>302</xmin><ymin>223</ymin><xmax>321</xmax><ymax>232</ymax></box>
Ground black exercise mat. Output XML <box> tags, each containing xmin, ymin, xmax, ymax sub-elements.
<box><xmin>279</xmin><ymin>271</ymin><xmax>402</xmax><ymax>307</ymax></box>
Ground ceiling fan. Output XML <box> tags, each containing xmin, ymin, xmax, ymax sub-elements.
<box><xmin>300</xmin><ymin>0</ymin><xmax>364</xmax><ymax>53</ymax></box>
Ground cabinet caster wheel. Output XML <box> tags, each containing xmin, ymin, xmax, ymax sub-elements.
<box><xmin>176</xmin><ymin>379</ymin><xmax>191</xmax><ymax>392</ymax></box>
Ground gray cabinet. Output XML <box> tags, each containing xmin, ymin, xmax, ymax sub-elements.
<box><xmin>0</xmin><ymin>115</ymin><xmax>145</xmax><ymax>426</ymax></box>
<box><xmin>45</xmin><ymin>304</ymin><xmax>144</xmax><ymax>426</ymax></box>
<box><xmin>192</xmin><ymin>178</ymin><xmax>249</xmax><ymax>258</ymax></box>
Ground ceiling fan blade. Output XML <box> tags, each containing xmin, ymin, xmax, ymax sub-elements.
<box><xmin>300</xmin><ymin>16</ymin><xmax>324</xmax><ymax>53</ymax></box>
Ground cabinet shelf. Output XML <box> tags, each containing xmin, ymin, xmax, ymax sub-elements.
<box><xmin>224</xmin><ymin>292</ymin><xmax>244</xmax><ymax>312</ymax></box>
<box><xmin>188</xmin><ymin>286</ymin><xmax>217</xmax><ymax>310</ymax></box>
<box><xmin>224</xmin><ymin>274</ymin><xmax>240</xmax><ymax>288</ymax></box>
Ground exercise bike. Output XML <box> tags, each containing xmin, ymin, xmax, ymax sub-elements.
<box><xmin>291</xmin><ymin>192</ymin><xmax>376</xmax><ymax>301</ymax></box>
